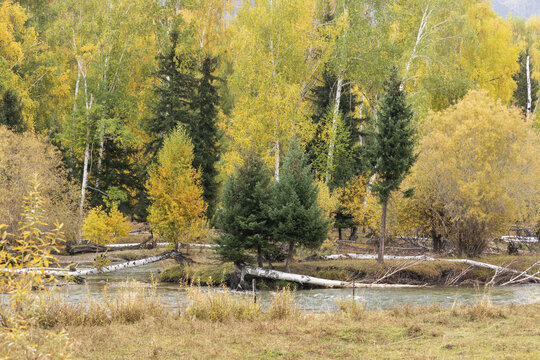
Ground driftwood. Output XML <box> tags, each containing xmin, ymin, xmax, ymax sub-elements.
<box><xmin>243</xmin><ymin>266</ymin><xmax>422</xmax><ymax>288</ymax></box>
<box><xmin>312</xmin><ymin>253</ymin><xmax>540</xmax><ymax>283</ymax></box>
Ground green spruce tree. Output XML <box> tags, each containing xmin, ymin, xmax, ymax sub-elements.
<box><xmin>192</xmin><ymin>55</ymin><xmax>221</xmax><ymax>219</ymax></box>
<box><xmin>146</xmin><ymin>33</ymin><xmax>221</xmax><ymax>220</ymax></box>
<box><xmin>370</xmin><ymin>67</ymin><xmax>416</xmax><ymax>263</ymax></box>
<box><xmin>270</xmin><ymin>140</ymin><xmax>331</xmax><ymax>272</ymax></box>
<box><xmin>215</xmin><ymin>153</ymin><xmax>274</xmax><ymax>267</ymax></box>
<box><xmin>0</xmin><ymin>90</ymin><xmax>26</xmax><ymax>133</ymax></box>
<box><xmin>146</xmin><ymin>30</ymin><xmax>196</xmax><ymax>155</ymax></box>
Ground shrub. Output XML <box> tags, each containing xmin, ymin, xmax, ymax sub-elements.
<box><xmin>82</xmin><ymin>204</ymin><xmax>131</xmax><ymax>244</ymax></box>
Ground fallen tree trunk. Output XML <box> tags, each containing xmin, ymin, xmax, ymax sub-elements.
<box><xmin>2</xmin><ymin>251</ymin><xmax>174</xmax><ymax>277</ymax></box>
<box><xmin>243</xmin><ymin>266</ymin><xmax>422</xmax><ymax>288</ymax></box>
<box><xmin>314</xmin><ymin>254</ymin><xmax>540</xmax><ymax>283</ymax></box>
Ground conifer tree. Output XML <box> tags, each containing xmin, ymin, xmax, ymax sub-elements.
<box><xmin>0</xmin><ymin>90</ymin><xmax>26</xmax><ymax>133</ymax></box>
<box><xmin>215</xmin><ymin>153</ymin><xmax>274</xmax><ymax>267</ymax></box>
<box><xmin>270</xmin><ymin>141</ymin><xmax>331</xmax><ymax>272</ymax></box>
<box><xmin>147</xmin><ymin>33</ymin><xmax>221</xmax><ymax>219</ymax></box>
<box><xmin>370</xmin><ymin>68</ymin><xmax>416</xmax><ymax>264</ymax></box>
<box><xmin>192</xmin><ymin>55</ymin><xmax>221</xmax><ymax>219</ymax></box>
<box><xmin>146</xmin><ymin>30</ymin><xmax>196</xmax><ymax>156</ymax></box>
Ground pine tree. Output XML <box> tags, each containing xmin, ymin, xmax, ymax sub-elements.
<box><xmin>192</xmin><ymin>55</ymin><xmax>221</xmax><ymax>219</ymax></box>
<box><xmin>215</xmin><ymin>153</ymin><xmax>274</xmax><ymax>267</ymax></box>
<box><xmin>270</xmin><ymin>140</ymin><xmax>331</xmax><ymax>272</ymax></box>
<box><xmin>146</xmin><ymin>30</ymin><xmax>197</xmax><ymax>156</ymax></box>
<box><xmin>0</xmin><ymin>90</ymin><xmax>26</xmax><ymax>133</ymax></box>
<box><xmin>512</xmin><ymin>51</ymin><xmax>539</xmax><ymax>116</ymax></box>
<box><xmin>370</xmin><ymin>68</ymin><xmax>416</xmax><ymax>263</ymax></box>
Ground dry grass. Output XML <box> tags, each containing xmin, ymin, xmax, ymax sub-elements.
<box><xmin>183</xmin><ymin>286</ymin><xmax>261</xmax><ymax>321</ymax></box>
<box><xmin>39</xmin><ymin>301</ymin><xmax>540</xmax><ymax>360</ymax></box>
<box><xmin>29</xmin><ymin>282</ymin><xmax>165</xmax><ymax>328</ymax></box>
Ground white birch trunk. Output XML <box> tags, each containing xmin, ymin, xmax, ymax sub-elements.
<box><xmin>316</xmin><ymin>253</ymin><xmax>540</xmax><ymax>282</ymax></box>
<box><xmin>325</xmin><ymin>75</ymin><xmax>343</xmax><ymax>183</ymax></box>
<box><xmin>401</xmin><ymin>4</ymin><xmax>431</xmax><ymax>91</ymax></box>
<box><xmin>3</xmin><ymin>252</ymin><xmax>174</xmax><ymax>277</ymax></box>
<box><xmin>274</xmin><ymin>139</ymin><xmax>280</xmax><ymax>181</ymax></box>
<box><xmin>78</xmin><ymin>136</ymin><xmax>90</xmax><ymax>243</ymax></box>
<box><xmin>358</xmin><ymin>94</ymin><xmax>364</xmax><ymax>148</ymax></box>
<box><xmin>527</xmin><ymin>55</ymin><xmax>532</xmax><ymax>117</ymax></box>
<box><xmin>243</xmin><ymin>266</ymin><xmax>421</xmax><ymax>288</ymax></box>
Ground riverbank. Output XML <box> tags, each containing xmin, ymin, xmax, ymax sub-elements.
<box><xmin>157</xmin><ymin>250</ymin><xmax>539</xmax><ymax>288</ymax></box>
<box><xmin>6</xmin><ymin>295</ymin><xmax>539</xmax><ymax>359</ymax></box>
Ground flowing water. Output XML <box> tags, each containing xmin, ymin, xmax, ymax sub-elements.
<box><xmin>47</xmin><ymin>262</ymin><xmax>540</xmax><ymax>312</ymax></box>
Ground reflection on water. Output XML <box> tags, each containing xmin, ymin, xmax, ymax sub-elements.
<box><xmin>8</xmin><ymin>262</ymin><xmax>540</xmax><ymax>312</ymax></box>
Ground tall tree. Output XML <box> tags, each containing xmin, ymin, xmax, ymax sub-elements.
<box><xmin>146</xmin><ymin>126</ymin><xmax>207</xmax><ymax>250</ymax></box>
<box><xmin>215</xmin><ymin>153</ymin><xmax>274</xmax><ymax>267</ymax></box>
<box><xmin>270</xmin><ymin>141</ymin><xmax>331</xmax><ymax>272</ymax></box>
<box><xmin>192</xmin><ymin>55</ymin><xmax>221</xmax><ymax>218</ymax></box>
<box><xmin>370</xmin><ymin>68</ymin><xmax>416</xmax><ymax>264</ymax></box>
<box><xmin>225</xmin><ymin>0</ymin><xmax>325</xmax><ymax>179</ymax></box>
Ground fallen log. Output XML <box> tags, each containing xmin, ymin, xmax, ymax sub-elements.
<box><xmin>243</xmin><ymin>266</ymin><xmax>422</xmax><ymax>288</ymax></box>
<box><xmin>2</xmin><ymin>251</ymin><xmax>174</xmax><ymax>277</ymax></box>
<box><xmin>313</xmin><ymin>253</ymin><xmax>540</xmax><ymax>283</ymax></box>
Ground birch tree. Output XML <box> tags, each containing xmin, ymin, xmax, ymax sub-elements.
<box><xmin>225</xmin><ymin>0</ymin><xmax>324</xmax><ymax>179</ymax></box>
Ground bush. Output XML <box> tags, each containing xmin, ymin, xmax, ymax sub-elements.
<box><xmin>410</xmin><ymin>90</ymin><xmax>540</xmax><ymax>256</ymax></box>
<box><xmin>82</xmin><ymin>204</ymin><xmax>131</xmax><ymax>244</ymax></box>
<box><xmin>0</xmin><ymin>126</ymin><xmax>79</xmax><ymax>240</ymax></box>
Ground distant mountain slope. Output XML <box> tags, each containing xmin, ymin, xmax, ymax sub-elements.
<box><xmin>492</xmin><ymin>0</ymin><xmax>540</xmax><ymax>19</ymax></box>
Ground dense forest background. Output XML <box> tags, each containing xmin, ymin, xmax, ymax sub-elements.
<box><xmin>1</xmin><ymin>0</ymin><xmax>539</xmax><ymax>257</ymax></box>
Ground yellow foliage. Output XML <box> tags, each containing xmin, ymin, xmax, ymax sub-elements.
<box><xmin>316</xmin><ymin>180</ymin><xmax>339</xmax><ymax>224</ymax></box>
<box><xmin>223</xmin><ymin>0</ymin><xmax>323</xmax><ymax>173</ymax></box>
<box><xmin>460</xmin><ymin>3</ymin><xmax>519</xmax><ymax>103</ymax></box>
<box><xmin>146</xmin><ymin>127</ymin><xmax>207</xmax><ymax>247</ymax></box>
<box><xmin>0</xmin><ymin>183</ymin><xmax>72</xmax><ymax>358</ymax></box>
<box><xmin>82</xmin><ymin>204</ymin><xmax>131</xmax><ymax>245</ymax></box>
<box><xmin>410</xmin><ymin>89</ymin><xmax>540</xmax><ymax>255</ymax></box>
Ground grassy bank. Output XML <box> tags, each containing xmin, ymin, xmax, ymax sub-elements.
<box><xmin>158</xmin><ymin>251</ymin><xmax>539</xmax><ymax>288</ymax></box>
<box><xmin>4</xmin><ymin>286</ymin><xmax>539</xmax><ymax>359</ymax></box>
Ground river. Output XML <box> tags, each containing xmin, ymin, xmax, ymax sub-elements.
<box><xmin>47</xmin><ymin>262</ymin><xmax>540</xmax><ymax>312</ymax></box>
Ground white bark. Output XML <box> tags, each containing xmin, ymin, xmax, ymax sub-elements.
<box><xmin>527</xmin><ymin>55</ymin><xmax>532</xmax><ymax>117</ymax></box>
<box><xmin>3</xmin><ymin>252</ymin><xmax>173</xmax><ymax>277</ymax></box>
<box><xmin>78</xmin><ymin>136</ymin><xmax>91</xmax><ymax>243</ymax></box>
<box><xmin>243</xmin><ymin>266</ymin><xmax>421</xmax><ymax>288</ymax></box>
<box><xmin>325</xmin><ymin>75</ymin><xmax>344</xmax><ymax>183</ymax></box>
<box><xmin>499</xmin><ymin>236</ymin><xmax>538</xmax><ymax>244</ymax></box>
<box><xmin>316</xmin><ymin>253</ymin><xmax>540</xmax><ymax>282</ymax></box>
<box><xmin>274</xmin><ymin>139</ymin><xmax>280</xmax><ymax>181</ymax></box>
<box><xmin>401</xmin><ymin>4</ymin><xmax>432</xmax><ymax>91</ymax></box>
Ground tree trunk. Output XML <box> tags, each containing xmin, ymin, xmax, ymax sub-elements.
<box><xmin>257</xmin><ymin>245</ymin><xmax>263</xmax><ymax>268</ymax></box>
<box><xmin>285</xmin><ymin>240</ymin><xmax>294</xmax><ymax>272</ymax></box>
<box><xmin>401</xmin><ymin>3</ymin><xmax>430</xmax><ymax>91</ymax></box>
<box><xmin>78</xmin><ymin>136</ymin><xmax>90</xmax><ymax>243</ymax></box>
<box><xmin>325</xmin><ymin>74</ymin><xmax>343</xmax><ymax>183</ymax></box>
<box><xmin>527</xmin><ymin>55</ymin><xmax>532</xmax><ymax>117</ymax></box>
<box><xmin>431</xmin><ymin>228</ymin><xmax>442</xmax><ymax>252</ymax></box>
<box><xmin>243</xmin><ymin>266</ymin><xmax>420</xmax><ymax>288</ymax></box>
<box><xmin>274</xmin><ymin>139</ymin><xmax>280</xmax><ymax>181</ymax></box>
<box><xmin>378</xmin><ymin>201</ymin><xmax>388</xmax><ymax>264</ymax></box>
<box><xmin>338</xmin><ymin>228</ymin><xmax>342</xmax><ymax>241</ymax></box>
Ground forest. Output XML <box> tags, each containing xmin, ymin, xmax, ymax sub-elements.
<box><xmin>1</xmin><ymin>1</ymin><xmax>540</xmax><ymax>359</ymax></box>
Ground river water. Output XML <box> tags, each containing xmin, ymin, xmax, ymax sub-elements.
<box><xmin>47</xmin><ymin>262</ymin><xmax>540</xmax><ymax>312</ymax></box>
